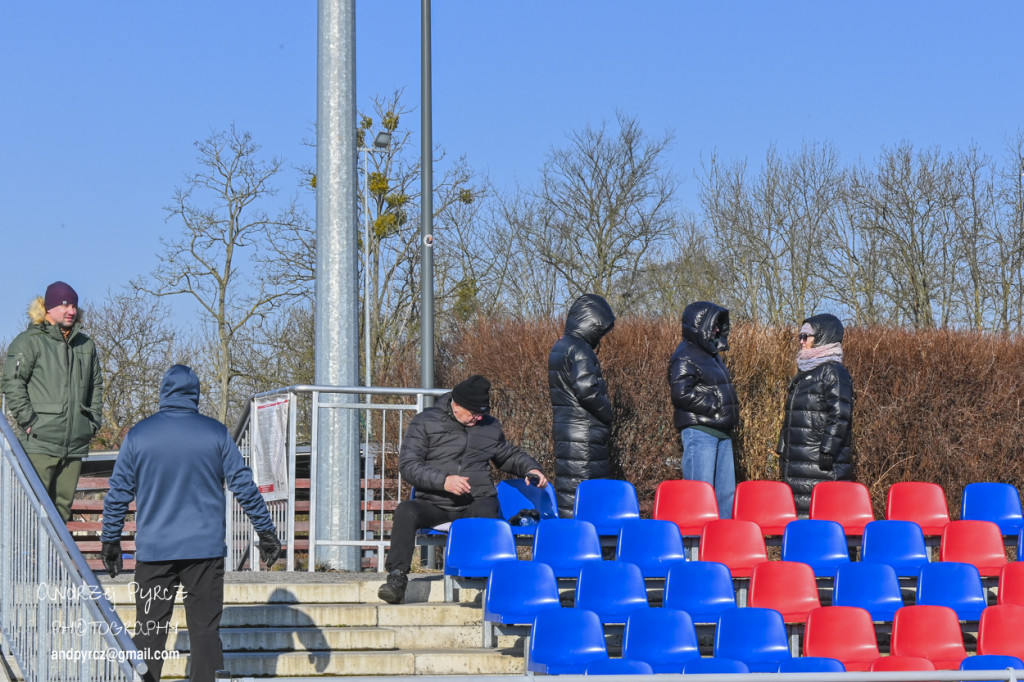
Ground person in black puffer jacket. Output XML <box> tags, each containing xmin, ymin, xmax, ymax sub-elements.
<box><xmin>777</xmin><ymin>313</ymin><xmax>854</xmax><ymax>514</ymax></box>
<box><xmin>668</xmin><ymin>301</ymin><xmax>740</xmax><ymax>518</ymax></box>
<box><xmin>548</xmin><ymin>294</ymin><xmax>616</xmax><ymax>518</ymax></box>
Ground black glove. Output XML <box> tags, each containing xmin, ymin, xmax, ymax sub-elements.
<box><xmin>819</xmin><ymin>453</ymin><xmax>834</xmax><ymax>472</ymax></box>
<box><xmin>101</xmin><ymin>541</ymin><xmax>123</xmax><ymax>578</ymax></box>
<box><xmin>257</xmin><ymin>530</ymin><xmax>282</xmax><ymax>569</ymax></box>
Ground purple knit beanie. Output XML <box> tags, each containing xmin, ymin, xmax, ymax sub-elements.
<box><xmin>44</xmin><ymin>281</ymin><xmax>79</xmax><ymax>310</ymax></box>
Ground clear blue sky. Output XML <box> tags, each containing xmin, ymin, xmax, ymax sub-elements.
<box><xmin>2</xmin><ymin>1</ymin><xmax>1023</xmax><ymax>342</ymax></box>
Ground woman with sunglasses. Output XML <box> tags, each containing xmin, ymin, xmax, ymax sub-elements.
<box><xmin>777</xmin><ymin>313</ymin><xmax>854</xmax><ymax>514</ymax></box>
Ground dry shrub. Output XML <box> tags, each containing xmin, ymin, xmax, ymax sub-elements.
<box><xmin>422</xmin><ymin>317</ymin><xmax>1024</xmax><ymax>515</ymax></box>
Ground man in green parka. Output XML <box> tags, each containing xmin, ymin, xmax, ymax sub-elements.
<box><xmin>2</xmin><ymin>281</ymin><xmax>103</xmax><ymax>522</ymax></box>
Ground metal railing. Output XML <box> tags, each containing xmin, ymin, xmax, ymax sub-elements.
<box><xmin>0</xmin><ymin>419</ymin><xmax>147</xmax><ymax>682</ymax></box>
<box><xmin>226</xmin><ymin>384</ymin><xmax>447</xmax><ymax>573</ymax></box>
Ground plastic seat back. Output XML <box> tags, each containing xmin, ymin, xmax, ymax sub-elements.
<box><xmin>890</xmin><ymin>604</ymin><xmax>967</xmax><ymax>670</ymax></box>
<box><xmin>977</xmin><ymin>604</ymin><xmax>1024</xmax><ymax>659</ymax></box>
<box><xmin>803</xmin><ymin>606</ymin><xmax>880</xmax><ymax>672</ymax></box>
<box><xmin>939</xmin><ymin>519</ymin><xmax>1008</xmax><ymax>578</ymax></box>
<box><xmin>497</xmin><ymin>479</ymin><xmax>558</xmax><ymax>536</ymax></box>
<box><xmin>869</xmin><ymin>655</ymin><xmax>937</xmax><ymax>672</ymax></box>
<box><xmin>714</xmin><ymin>607</ymin><xmax>792</xmax><ymax>672</ymax></box>
<box><xmin>574</xmin><ymin>560</ymin><xmax>649</xmax><ymax>624</ymax></box>
<box><xmin>653</xmin><ymin>479</ymin><xmax>719</xmax><ymax>536</ymax></box>
<box><xmin>584</xmin><ymin>658</ymin><xmax>654</xmax><ymax>675</ymax></box>
<box><xmin>663</xmin><ymin>560</ymin><xmax>737</xmax><ymax>624</ymax></box>
<box><xmin>860</xmin><ymin>519</ymin><xmax>930</xmax><ymax>578</ymax></box>
<box><xmin>810</xmin><ymin>480</ymin><xmax>875</xmax><ymax>535</ymax></box>
<box><xmin>483</xmin><ymin>560</ymin><xmax>561</xmax><ymax>625</ymax></box>
<box><xmin>528</xmin><ymin>608</ymin><xmax>608</xmax><ymax>674</ymax></box>
<box><xmin>998</xmin><ymin>562</ymin><xmax>1024</xmax><ymax>606</ymax></box>
<box><xmin>781</xmin><ymin>519</ymin><xmax>851</xmax><ymax>578</ymax></box>
<box><xmin>832</xmin><ymin>561</ymin><xmax>904</xmax><ymax>622</ymax></box>
<box><xmin>683</xmin><ymin>657</ymin><xmax>750</xmax><ymax>674</ymax></box>
<box><xmin>732</xmin><ymin>480</ymin><xmax>798</xmax><ymax>535</ymax></box>
<box><xmin>916</xmin><ymin>561</ymin><xmax>987</xmax><ymax>621</ymax></box>
<box><xmin>532</xmin><ymin>518</ymin><xmax>602</xmax><ymax>578</ymax></box>
<box><xmin>443</xmin><ymin>517</ymin><xmax>516</xmax><ymax>578</ymax></box>
<box><xmin>961</xmin><ymin>482</ymin><xmax>1024</xmax><ymax>536</ymax></box>
<box><xmin>959</xmin><ymin>654</ymin><xmax>1024</xmax><ymax>673</ymax></box>
<box><xmin>778</xmin><ymin>657</ymin><xmax>846</xmax><ymax>673</ymax></box>
<box><xmin>748</xmin><ymin>560</ymin><xmax>821</xmax><ymax>623</ymax></box>
<box><xmin>573</xmin><ymin>479</ymin><xmax>640</xmax><ymax>536</ymax></box>
<box><xmin>616</xmin><ymin>518</ymin><xmax>687</xmax><ymax>578</ymax></box>
<box><xmin>698</xmin><ymin>519</ymin><xmax>768</xmax><ymax>577</ymax></box>
<box><xmin>886</xmin><ymin>481</ymin><xmax>950</xmax><ymax>536</ymax></box>
<box><xmin>622</xmin><ymin>608</ymin><xmax>700</xmax><ymax>673</ymax></box>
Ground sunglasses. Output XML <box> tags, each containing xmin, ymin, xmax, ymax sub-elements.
<box><xmin>799</xmin><ymin>333</ymin><xmax>814</xmax><ymax>341</ymax></box>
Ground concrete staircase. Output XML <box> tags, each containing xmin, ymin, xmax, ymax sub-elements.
<box><xmin>97</xmin><ymin>571</ymin><xmax>526</xmax><ymax>679</ymax></box>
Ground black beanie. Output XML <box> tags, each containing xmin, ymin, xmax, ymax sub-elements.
<box><xmin>451</xmin><ymin>375</ymin><xmax>491</xmax><ymax>414</ymax></box>
<box><xmin>44</xmin><ymin>281</ymin><xmax>79</xmax><ymax>310</ymax></box>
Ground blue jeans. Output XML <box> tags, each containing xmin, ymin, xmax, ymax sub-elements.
<box><xmin>681</xmin><ymin>428</ymin><xmax>736</xmax><ymax>520</ymax></box>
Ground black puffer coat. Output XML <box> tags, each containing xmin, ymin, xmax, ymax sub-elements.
<box><xmin>668</xmin><ymin>302</ymin><xmax>739</xmax><ymax>432</ymax></box>
<box><xmin>777</xmin><ymin>314</ymin><xmax>854</xmax><ymax>513</ymax></box>
<box><xmin>400</xmin><ymin>394</ymin><xmax>542</xmax><ymax>513</ymax></box>
<box><xmin>548</xmin><ymin>294</ymin><xmax>616</xmax><ymax>517</ymax></box>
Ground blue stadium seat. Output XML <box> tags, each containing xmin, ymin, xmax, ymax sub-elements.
<box><xmin>482</xmin><ymin>560</ymin><xmax>561</xmax><ymax>648</ymax></box>
<box><xmin>616</xmin><ymin>518</ymin><xmax>687</xmax><ymax>579</ymax></box>
<box><xmin>621</xmin><ymin>608</ymin><xmax>701</xmax><ymax>673</ymax></box>
<box><xmin>714</xmin><ymin>607</ymin><xmax>793</xmax><ymax>672</ymax></box>
<box><xmin>574</xmin><ymin>560</ymin><xmax>649</xmax><ymax>624</ymax></box>
<box><xmin>442</xmin><ymin>517</ymin><xmax>516</xmax><ymax>601</ymax></box>
<box><xmin>532</xmin><ymin>518</ymin><xmax>602</xmax><ymax>579</ymax></box>
<box><xmin>959</xmin><ymin>653</ymin><xmax>1024</xmax><ymax>677</ymax></box>
<box><xmin>497</xmin><ymin>478</ymin><xmax>558</xmax><ymax>539</ymax></box>
<box><xmin>573</xmin><ymin>479</ymin><xmax>641</xmax><ymax>537</ymax></box>
<box><xmin>584</xmin><ymin>658</ymin><xmax>654</xmax><ymax>675</ymax></box>
<box><xmin>860</xmin><ymin>519</ymin><xmax>930</xmax><ymax>579</ymax></box>
<box><xmin>777</xmin><ymin>656</ymin><xmax>846</xmax><ymax>673</ymax></box>
<box><xmin>961</xmin><ymin>482</ymin><xmax>1024</xmax><ymax>537</ymax></box>
<box><xmin>916</xmin><ymin>561</ymin><xmax>987</xmax><ymax>621</ymax></box>
<box><xmin>528</xmin><ymin>608</ymin><xmax>608</xmax><ymax>674</ymax></box>
<box><xmin>781</xmin><ymin>519</ymin><xmax>851</xmax><ymax>579</ymax></box>
<box><xmin>682</xmin><ymin>657</ymin><xmax>750</xmax><ymax>674</ymax></box>
<box><xmin>663</xmin><ymin>561</ymin><xmax>737</xmax><ymax>624</ymax></box>
<box><xmin>832</xmin><ymin>561</ymin><xmax>904</xmax><ymax>623</ymax></box>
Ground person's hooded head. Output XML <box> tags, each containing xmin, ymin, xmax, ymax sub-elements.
<box><xmin>681</xmin><ymin>301</ymin><xmax>730</xmax><ymax>354</ymax></box>
<box><xmin>563</xmin><ymin>294</ymin><xmax>615</xmax><ymax>349</ymax></box>
<box><xmin>801</xmin><ymin>313</ymin><xmax>844</xmax><ymax>347</ymax></box>
<box><xmin>159</xmin><ymin>364</ymin><xmax>201</xmax><ymax>411</ymax></box>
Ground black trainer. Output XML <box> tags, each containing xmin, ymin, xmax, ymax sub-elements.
<box><xmin>378</xmin><ymin>569</ymin><xmax>408</xmax><ymax>604</ymax></box>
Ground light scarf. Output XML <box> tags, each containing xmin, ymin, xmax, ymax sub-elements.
<box><xmin>797</xmin><ymin>341</ymin><xmax>843</xmax><ymax>372</ymax></box>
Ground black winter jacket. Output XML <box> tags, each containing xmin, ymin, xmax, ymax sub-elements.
<box><xmin>548</xmin><ymin>294</ymin><xmax>615</xmax><ymax>517</ymax></box>
<box><xmin>668</xmin><ymin>302</ymin><xmax>739</xmax><ymax>433</ymax></box>
<box><xmin>399</xmin><ymin>394</ymin><xmax>542</xmax><ymax>513</ymax></box>
<box><xmin>777</xmin><ymin>314</ymin><xmax>854</xmax><ymax>513</ymax></box>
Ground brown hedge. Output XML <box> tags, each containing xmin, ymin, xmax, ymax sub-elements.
<box><xmin>434</xmin><ymin>317</ymin><xmax>1024</xmax><ymax>517</ymax></box>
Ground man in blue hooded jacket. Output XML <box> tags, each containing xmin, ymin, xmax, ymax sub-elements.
<box><xmin>101</xmin><ymin>365</ymin><xmax>282</xmax><ymax>682</ymax></box>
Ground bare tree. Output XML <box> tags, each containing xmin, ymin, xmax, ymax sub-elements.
<box><xmin>136</xmin><ymin>125</ymin><xmax>308</xmax><ymax>422</ymax></box>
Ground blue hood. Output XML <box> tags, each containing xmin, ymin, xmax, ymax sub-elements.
<box><xmin>159</xmin><ymin>364</ymin><xmax>201</xmax><ymax>411</ymax></box>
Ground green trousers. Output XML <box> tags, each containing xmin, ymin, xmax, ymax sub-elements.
<box><xmin>26</xmin><ymin>452</ymin><xmax>82</xmax><ymax>523</ymax></box>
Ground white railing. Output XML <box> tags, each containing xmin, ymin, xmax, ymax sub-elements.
<box><xmin>0</xmin><ymin>419</ymin><xmax>147</xmax><ymax>682</ymax></box>
<box><xmin>226</xmin><ymin>384</ymin><xmax>447</xmax><ymax>573</ymax></box>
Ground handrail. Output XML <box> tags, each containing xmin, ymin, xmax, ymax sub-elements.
<box><xmin>0</xmin><ymin>419</ymin><xmax>147</xmax><ymax>681</ymax></box>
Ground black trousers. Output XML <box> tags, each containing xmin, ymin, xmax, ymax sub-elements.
<box><xmin>385</xmin><ymin>496</ymin><xmax>500</xmax><ymax>574</ymax></box>
<box><xmin>133</xmin><ymin>557</ymin><xmax>225</xmax><ymax>682</ymax></box>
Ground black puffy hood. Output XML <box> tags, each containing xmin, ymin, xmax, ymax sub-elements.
<box><xmin>564</xmin><ymin>294</ymin><xmax>615</xmax><ymax>348</ymax></box>
<box><xmin>681</xmin><ymin>301</ymin><xmax>730</xmax><ymax>354</ymax></box>
<box><xmin>159</xmin><ymin>364</ymin><xmax>201</xmax><ymax>411</ymax></box>
<box><xmin>804</xmin><ymin>313</ymin><xmax>844</xmax><ymax>346</ymax></box>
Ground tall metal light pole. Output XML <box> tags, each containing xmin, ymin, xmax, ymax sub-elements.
<box><xmin>361</xmin><ymin>131</ymin><xmax>392</xmax><ymax>389</ymax></box>
<box><xmin>420</xmin><ymin>0</ymin><xmax>435</xmax><ymax>395</ymax></box>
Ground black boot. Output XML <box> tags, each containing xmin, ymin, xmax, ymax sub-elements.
<box><xmin>378</xmin><ymin>569</ymin><xmax>408</xmax><ymax>604</ymax></box>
